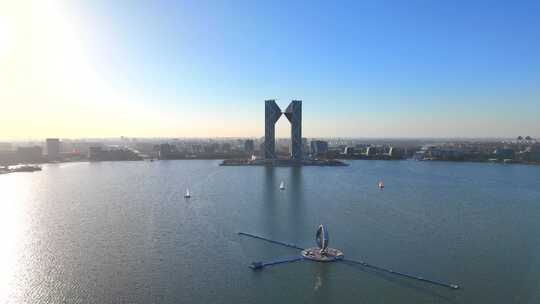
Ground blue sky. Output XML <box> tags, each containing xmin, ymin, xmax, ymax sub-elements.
<box><xmin>1</xmin><ymin>0</ymin><xmax>539</xmax><ymax>138</ymax></box>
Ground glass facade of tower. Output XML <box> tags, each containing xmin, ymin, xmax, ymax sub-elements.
<box><xmin>264</xmin><ymin>99</ymin><xmax>282</xmax><ymax>159</ymax></box>
<box><xmin>284</xmin><ymin>100</ymin><xmax>302</xmax><ymax>161</ymax></box>
<box><xmin>46</xmin><ymin>138</ymin><xmax>60</xmax><ymax>161</ymax></box>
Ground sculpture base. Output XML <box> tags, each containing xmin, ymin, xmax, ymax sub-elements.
<box><xmin>301</xmin><ymin>247</ymin><xmax>344</xmax><ymax>262</ymax></box>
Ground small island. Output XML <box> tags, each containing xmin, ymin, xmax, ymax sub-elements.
<box><xmin>0</xmin><ymin>164</ymin><xmax>42</xmax><ymax>175</ymax></box>
<box><xmin>220</xmin><ymin>158</ymin><xmax>347</xmax><ymax>167</ymax></box>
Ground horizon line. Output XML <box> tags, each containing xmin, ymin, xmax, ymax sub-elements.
<box><xmin>1</xmin><ymin>136</ymin><xmax>537</xmax><ymax>142</ymax></box>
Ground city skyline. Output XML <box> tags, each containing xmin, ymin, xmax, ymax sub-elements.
<box><xmin>1</xmin><ymin>0</ymin><xmax>539</xmax><ymax>139</ymax></box>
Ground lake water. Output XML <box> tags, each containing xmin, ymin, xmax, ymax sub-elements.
<box><xmin>1</xmin><ymin>160</ymin><xmax>540</xmax><ymax>303</ymax></box>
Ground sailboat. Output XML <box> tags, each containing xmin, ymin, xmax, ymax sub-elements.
<box><xmin>184</xmin><ymin>188</ymin><xmax>191</xmax><ymax>198</ymax></box>
<box><xmin>378</xmin><ymin>180</ymin><xmax>384</xmax><ymax>189</ymax></box>
<box><xmin>279</xmin><ymin>181</ymin><xmax>285</xmax><ymax>190</ymax></box>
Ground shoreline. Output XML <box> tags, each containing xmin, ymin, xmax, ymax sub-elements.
<box><xmin>220</xmin><ymin>159</ymin><xmax>348</xmax><ymax>167</ymax></box>
<box><xmin>2</xmin><ymin>158</ymin><xmax>539</xmax><ymax>175</ymax></box>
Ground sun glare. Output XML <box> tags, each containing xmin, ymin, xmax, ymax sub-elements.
<box><xmin>0</xmin><ymin>177</ymin><xmax>26</xmax><ymax>302</ymax></box>
<box><xmin>0</xmin><ymin>0</ymin><xmax>179</xmax><ymax>139</ymax></box>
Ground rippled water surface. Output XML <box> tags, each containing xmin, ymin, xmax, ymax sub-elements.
<box><xmin>1</xmin><ymin>160</ymin><xmax>540</xmax><ymax>303</ymax></box>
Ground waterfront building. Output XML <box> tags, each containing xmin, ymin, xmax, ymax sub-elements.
<box><xmin>258</xmin><ymin>141</ymin><xmax>265</xmax><ymax>156</ymax></box>
<box><xmin>88</xmin><ymin>146</ymin><xmax>104</xmax><ymax>160</ymax></box>
<box><xmin>16</xmin><ymin>146</ymin><xmax>43</xmax><ymax>163</ymax></box>
<box><xmin>441</xmin><ymin>148</ymin><xmax>465</xmax><ymax>160</ymax></box>
<box><xmin>190</xmin><ymin>144</ymin><xmax>204</xmax><ymax>154</ymax></box>
<box><xmin>0</xmin><ymin>143</ymin><xmax>12</xmax><ymax>151</ymax></box>
<box><xmin>530</xmin><ymin>145</ymin><xmax>540</xmax><ymax>161</ymax></box>
<box><xmin>388</xmin><ymin>147</ymin><xmax>404</xmax><ymax>159</ymax></box>
<box><xmin>521</xmin><ymin>145</ymin><xmax>540</xmax><ymax>162</ymax></box>
<box><xmin>46</xmin><ymin>138</ymin><xmax>61</xmax><ymax>161</ymax></box>
<box><xmin>302</xmin><ymin>138</ymin><xmax>309</xmax><ymax>157</ymax></box>
<box><xmin>413</xmin><ymin>150</ymin><xmax>426</xmax><ymax>160</ymax></box>
<box><xmin>203</xmin><ymin>145</ymin><xmax>216</xmax><ymax>153</ymax></box>
<box><xmin>311</xmin><ymin>140</ymin><xmax>329</xmax><ymax>155</ymax></box>
<box><xmin>89</xmin><ymin>146</ymin><xmax>141</xmax><ymax>161</ymax></box>
<box><xmin>221</xmin><ymin>143</ymin><xmax>231</xmax><ymax>153</ymax></box>
<box><xmin>157</xmin><ymin>143</ymin><xmax>184</xmax><ymax>159</ymax></box>
<box><xmin>207</xmin><ymin>143</ymin><xmax>219</xmax><ymax>153</ymax></box>
<box><xmin>244</xmin><ymin>139</ymin><xmax>254</xmax><ymax>153</ymax></box>
<box><xmin>342</xmin><ymin>146</ymin><xmax>354</xmax><ymax>155</ymax></box>
<box><xmin>365</xmin><ymin>146</ymin><xmax>377</xmax><ymax>157</ymax></box>
<box><xmin>134</xmin><ymin>142</ymin><xmax>157</xmax><ymax>156</ymax></box>
<box><xmin>0</xmin><ymin>151</ymin><xmax>17</xmax><ymax>165</ymax></box>
<box><xmin>493</xmin><ymin>148</ymin><xmax>515</xmax><ymax>160</ymax></box>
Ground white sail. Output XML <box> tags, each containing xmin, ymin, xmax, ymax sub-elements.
<box><xmin>279</xmin><ymin>181</ymin><xmax>285</xmax><ymax>190</ymax></box>
<box><xmin>185</xmin><ymin>188</ymin><xmax>191</xmax><ymax>198</ymax></box>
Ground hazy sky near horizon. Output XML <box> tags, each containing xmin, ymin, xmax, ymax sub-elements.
<box><xmin>1</xmin><ymin>0</ymin><xmax>539</xmax><ymax>139</ymax></box>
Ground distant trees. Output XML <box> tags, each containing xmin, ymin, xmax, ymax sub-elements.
<box><xmin>517</xmin><ymin>136</ymin><xmax>534</xmax><ymax>142</ymax></box>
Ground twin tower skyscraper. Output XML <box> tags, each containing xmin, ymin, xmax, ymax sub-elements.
<box><xmin>264</xmin><ymin>99</ymin><xmax>302</xmax><ymax>161</ymax></box>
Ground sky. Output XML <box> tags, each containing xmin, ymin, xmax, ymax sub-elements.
<box><xmin>0</xmin><ymin>0</ymin><xmax>539</xmax><ymax>139</ymax></box>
